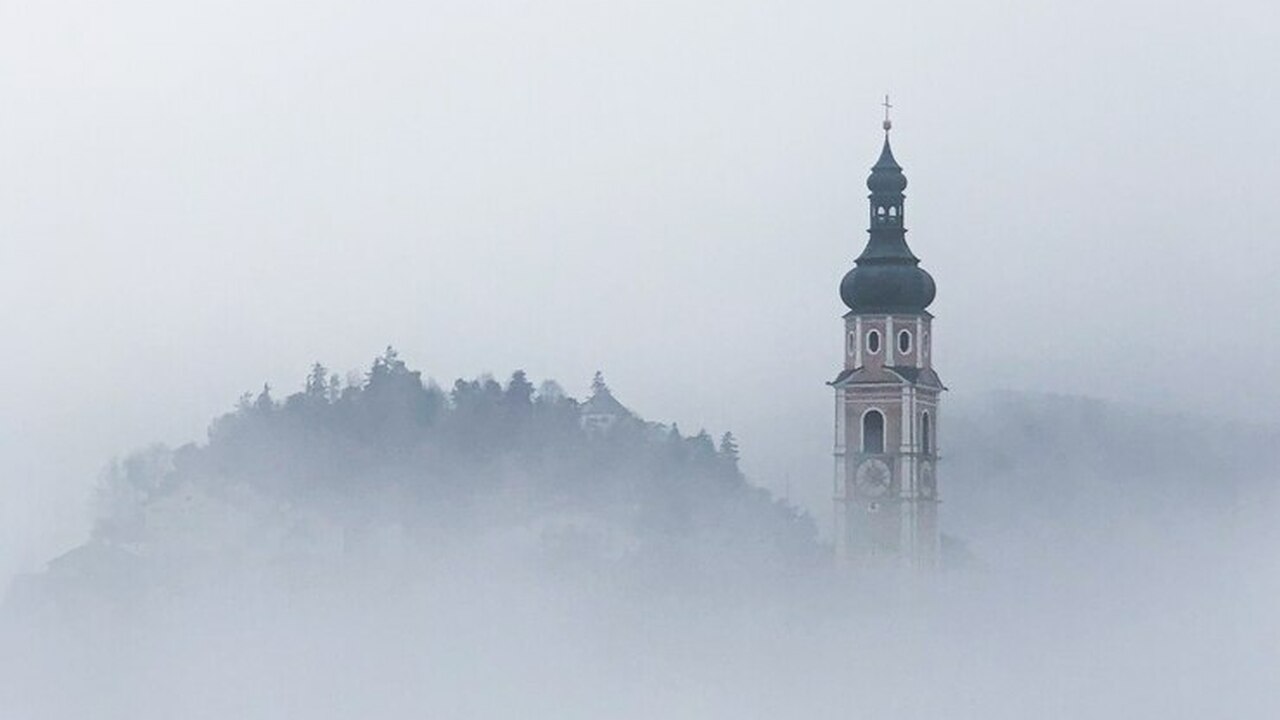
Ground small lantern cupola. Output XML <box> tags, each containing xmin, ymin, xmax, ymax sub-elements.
<box><xmin>867</xmin><ymin>137</ymin><xmax>907</xmax><ymax>225</ymax></box>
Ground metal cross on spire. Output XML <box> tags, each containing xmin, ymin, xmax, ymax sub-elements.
<box><xmin>882</xmin><ymin>94</ymin><xmax>893</xmax><ymax>132</ymax></box>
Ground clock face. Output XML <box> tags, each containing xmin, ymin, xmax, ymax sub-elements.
<box><xmin>855</xmin><ymin>458</ymin><xmax>891</xmax><ymax>498</ymax></box>
<box><xmin>919</xmin><ymin>462</ymin><xmax>936</xmax><ymax>498</ymax></box>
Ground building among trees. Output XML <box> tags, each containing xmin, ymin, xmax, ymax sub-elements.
<box><xmin>580</xmin><ymin>371</ymin><xmax>630</xmax><ymax>433</ymax></box>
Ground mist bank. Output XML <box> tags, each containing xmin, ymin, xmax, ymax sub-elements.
<box><xmin>2</xmin><ymin>503</ymin><xmax>1273</xmax><ymax>720</ymax></box>
<box><xmin>942</xmin><ymin>390</ymin><xmax>1280</xmax><ymax>565</ymax></box>
<box><xmin>2</xmin><ymin>356</ymin><xmax>1277</xmax><ymax>719</ymax></box>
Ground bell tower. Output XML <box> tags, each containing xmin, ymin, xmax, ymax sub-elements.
<box><xmin>831</xmin><ymin>105</ymin><xmax>945</xmax><ymax>570</ymax></box>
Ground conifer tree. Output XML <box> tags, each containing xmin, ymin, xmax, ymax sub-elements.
<box><xmin>305</xmin><ymin>363</ymin><xmax>329</xmax><ymax>399</ymax></box>
<box><xmin>718</xmin><ymin>431</ymin><xmax>740</xmax><ymax>465</ymax></box>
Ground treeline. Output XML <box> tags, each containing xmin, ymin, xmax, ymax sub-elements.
<box><xmin>93</xmin><ymin>348</ymin><xmax>819</xmax><ymax>577</ymax></box>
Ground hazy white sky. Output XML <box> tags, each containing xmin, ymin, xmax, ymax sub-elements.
<box><xmin>3</xmin><ymin>0</ymin><xmax>1279</xmax><ymax>574</ymax></box>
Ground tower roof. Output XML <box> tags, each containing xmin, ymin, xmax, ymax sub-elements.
<box><xmin>581</xmin><ymin>385</ymin><xmax>628</xmax><ymax>417</ymax></box>
<box><xmin>867</xmin><ymin>137</ymin><xmax>908</xmax><ymax>194</ymax></box>
<box><xmin>872</xmin><ymin>136</ymin><xmax>901</xmax><ymax>169</ymax></box>
<box><xmin>839</xmin><ymin>116</ymin><xmax>936</xmax><ymax>315</ymax></box>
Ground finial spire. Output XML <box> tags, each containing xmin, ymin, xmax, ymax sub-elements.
<box><xmin>882</xmin><ymin>94</ymin><xmax>893</xmax><ymax>133</ymax></box>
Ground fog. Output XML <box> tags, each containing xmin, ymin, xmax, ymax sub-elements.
<box><xmin>2</xmin><ymin>363</ymin><xmax>1276</xmax><ymax>717</ymax></box>
<box><xmin>5</xmin><ymin>517</ymin><xmax>1277</xmax><ymax>719</ymax></box>
<box><xmin>2</xmin><ymin>0</ymin><xmax>1278</xmax><ymax>716</ymax></box>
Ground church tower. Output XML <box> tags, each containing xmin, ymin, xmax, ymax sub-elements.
<box><xmin>831</xmin><ymin>108</ymin><xmax>945</xmax><ymax>570</ymax></box>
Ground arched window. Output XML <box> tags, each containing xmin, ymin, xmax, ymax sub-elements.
<box><xmin>888</xmin><ymin>206</ymin><xmax>897</xmax><ymax>217</ymax></box>
<box><xmin>921</xmin><ymin>412</ymin><xmax>932</xmax><ymax>455</ymax></box>
<box><xmin>862</xmin><ymin>410</ymin><xmax>885</xmax><ymax>454</ymax></box>
<box><xmin>847</xmin><ymin>331</ymin><xmax>856</xmax><ymax>356</ymax></box>
<box><xmin>898</xmin><ymin>329</ymin><xmax>912</xmax><ymax>354</ymax></box>
<box><xmin>866</xmin><ymin>330</ymin><xmax>881</xmax><ymax>354</ymax></box>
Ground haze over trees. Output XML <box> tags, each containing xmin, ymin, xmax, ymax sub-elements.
<box><xmin>19</xmin><ymin>347</ymin><xmax>1279</xmax><ymax>612</ymax></box>
<box><xmin>69</xmin><ymin>348</ymin><xmax>819</xmax><ymax>602</ymax></box>
<box><xmin>3</xmin><ymin>352</ymin><xmax>1277</xmax><ymax>720</ymax></box>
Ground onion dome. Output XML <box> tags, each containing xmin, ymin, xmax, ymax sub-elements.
<box><xmin>840</xmin><ymin>262</ymin><xmax>935</xmax><ymax>313</ymax></box>
<box><xmin>866</xmin><ymin>138</ymin><xmax>908</xmax><ymax>194</ymax></box>
<box><xmin>839</xmin><ymin>124</ymin><xmax>936</xmax><ymax>314</ymax></box>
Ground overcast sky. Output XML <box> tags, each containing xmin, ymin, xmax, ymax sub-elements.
<box><xmin>3</xmin><ymin>0</ymin><xmax>1279</xmax><ymax>575</ymax></box>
